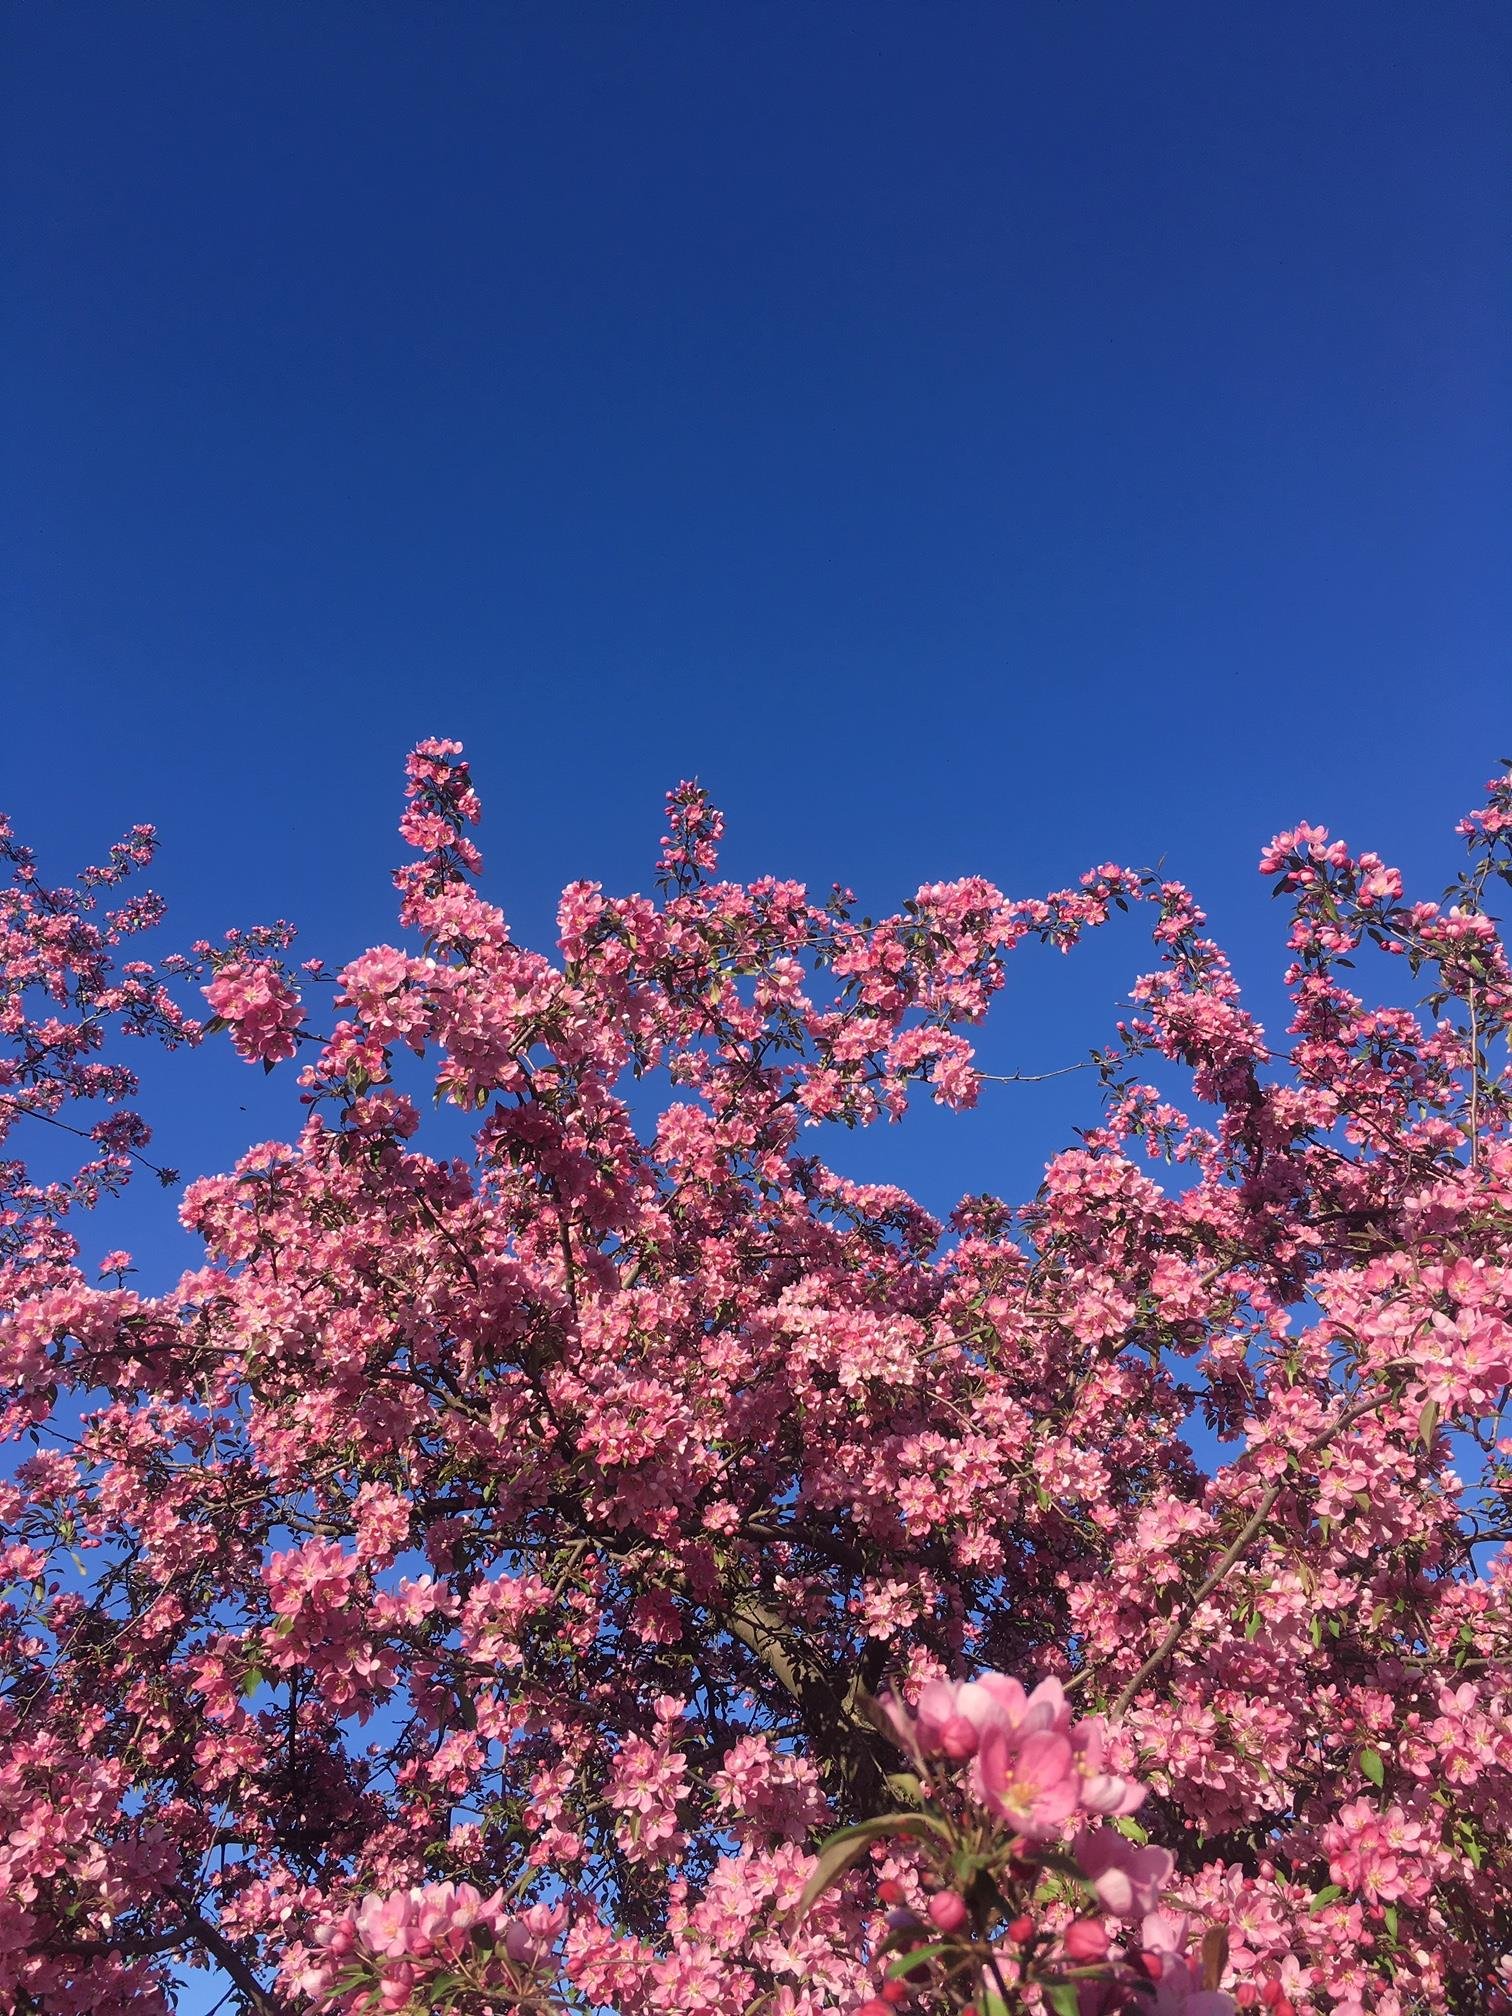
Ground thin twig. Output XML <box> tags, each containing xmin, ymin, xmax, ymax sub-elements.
<box><xmin>0</xmin><ymin>1091</ymin><xmax>177</xmax><ymax>1184</ymax></box>
<box><xmin>979</xmin><ymin>1061</ymin><xmax>1096</xmax><ymax>1086</ymax></box>
<box><xmin>1109</xmin><ymin>1388</ymin><xmax>1394</xmax><ymax>1717</ymax></box>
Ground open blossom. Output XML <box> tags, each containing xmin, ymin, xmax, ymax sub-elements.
<box><xmin>1075</xmin><ymin>1827</ymin><xmax>1176</xmax><ymax>1917</ymax></box>
<box><xmin>978</xmin><ymin>1723</ymin><xmax>1082</xmax><ymax>1837</ymax></box>
<box><xmin>1068</xmin><ymin>1714</ymin><xmax>1147</xmax><ymax>1818</ymax></box>
<box><xmin>1135</xmin><ymin>1910</ymin><xmax>1236</xmax><ymax>2016</ymax></box>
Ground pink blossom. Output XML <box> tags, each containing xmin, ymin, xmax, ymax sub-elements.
<box><xmin>978</xmin><ymin>1725</ymin><xmax>1082</xmax><ymax>1838</ymax></box>
<box><xmin>1075</xmin><ymin>1827</ymin><xmax>1176</xmax><ymax>1917</ymax></box>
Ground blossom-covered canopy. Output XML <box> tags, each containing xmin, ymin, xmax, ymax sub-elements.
<box><xmin>2</xmin><ymin>747</ymin><xmax>1510</xmax><ymax>2015</ymax></box>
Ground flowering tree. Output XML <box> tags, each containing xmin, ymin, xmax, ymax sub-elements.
<box><xmin>2</xmin><ymin>742</ymin><xmax>1510</xmax><ymax>2016</ymax></box>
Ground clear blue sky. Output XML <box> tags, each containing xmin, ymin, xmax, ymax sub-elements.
<box><xmin>3</xmin><ymin>1</ymin><xmax>1510</xmax><ymax>1258</ymax></box>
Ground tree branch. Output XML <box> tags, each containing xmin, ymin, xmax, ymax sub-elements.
<box><xmin>1110</xmin><ymin>1389</ymin><xmax>1395</xmax><ymax>1717</ymax></box>
<box><xmin>173</xmin><ymin>1899</ymin><xmax>289</xmax><ymax>2016</ymax></box>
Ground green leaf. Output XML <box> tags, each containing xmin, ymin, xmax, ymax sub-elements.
<box><xmin>1417</xmin><ymin>1398</ymin><xmax>1439</xmax><ymax>1450</ymax></box>
<box><xmin>885</xmin><ymin>1941</ymin><xmax>951</xmax><ymax>1979</ymax></box>
<box><xmin>1309</xmin><ymin>1884</ymin><xmax>1343</xmax><ymax>1911</ymax></box>
<box><xmin>882</xmin><ymin>1770</ymin><xmax>925</xmax><ymax>1807</ymax></box>
<box><xmin>796</xmin><ymin>1813</ymin><xmax>945</xmax><ymax>1916</ymax></box>
<box><xmin>1359</xmin><ymin>1747</ymin><xmax>1385</xmax><ymax>1788</ymax></box>
<box><xmin>1045</xmin><ymin>1986</ymin><xmax>1082</xmax><ymax>2016</ymax></box>
<box><xmin>1383</xmin><ymin>1903</ymin><xmax>1398</xmax><ymax>1941</ymax></box>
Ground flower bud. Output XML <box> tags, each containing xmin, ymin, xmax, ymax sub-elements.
<box><xmin>1007</xmin><ymin>1914</ymin><xmax>1036</xmax><ymax>1944</ymax></box>
<box><xmin>927</xmin><ymin>1890</ymin><xmax>970</xmax><ymax>1934</ymax></box>
<box><xmin>939</xmin><ymin>1714</ymin><xmax>980</xmax><ymax>1759</ymax></box>
<box><xmin>1063</xmin><ymin>1918</ymin><xmax>1110</xmax><ymax>1962</ymax></box>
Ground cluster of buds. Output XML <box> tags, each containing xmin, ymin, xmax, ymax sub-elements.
<box><xmin>803</xmin><ymin>1673</ymin><xmax>1233</xmax><ymax>2016</ymax></box>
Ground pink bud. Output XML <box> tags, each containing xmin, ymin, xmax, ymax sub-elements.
<box><xmin>927</xmin><ymin>1889</ymin><xmax>970</xmax><ymax>1934</ymax></box>
<box><xmin>1063</xmin><ymin>1918</ymin><xmax>1110</xmax><ymax>1962</ymax></box>
<box><xmin>939</xmin><ymin>1714</ymin><xmax>980</xmax><ymax>1759</ymax></box>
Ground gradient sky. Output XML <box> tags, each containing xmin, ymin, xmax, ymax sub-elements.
<box><xmin>4</xmin><ymin>0</ymin><xmax>1510</xmax><ymax>1247</ymax></box>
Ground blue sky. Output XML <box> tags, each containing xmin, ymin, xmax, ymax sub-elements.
<box><xmin>4</xmin><ymin>0</ymin><xmax>1509</xmax><ymax>1242</ymax></box>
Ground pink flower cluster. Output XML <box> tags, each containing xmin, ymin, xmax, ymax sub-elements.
<box><xmin>851</xmin><ymin>1667</ymin><xmax>1233</xmax><ymax>2012</ymax></box>
<box><xmin>1318</xmin><ymin>1801</ymin><xmax>1431</xmax><ymax>1908</ymax></box>
<box><xmin>203</xmin><ymin>957</ymin><xmax>303</xmax><ymax>1064</ymax></box>
<box><xmin>4</xmin><ymin>748</ymin><xmax>1512</xmax><ymax>2015</ymax></box>
<box><xmin>879</xmin><ymin>1672</ymin><xmax>1146</xmax><ymax>1837</ymax></box>
<box><xmin>0</xmin><ymin>810</ymin><xmax>195</xmax><ymax>1258</ymax></box>
<box><xmin>290</xmin><ymin>1881</ymin><xmax>566</xmax><ymax>2011</ymax></box>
